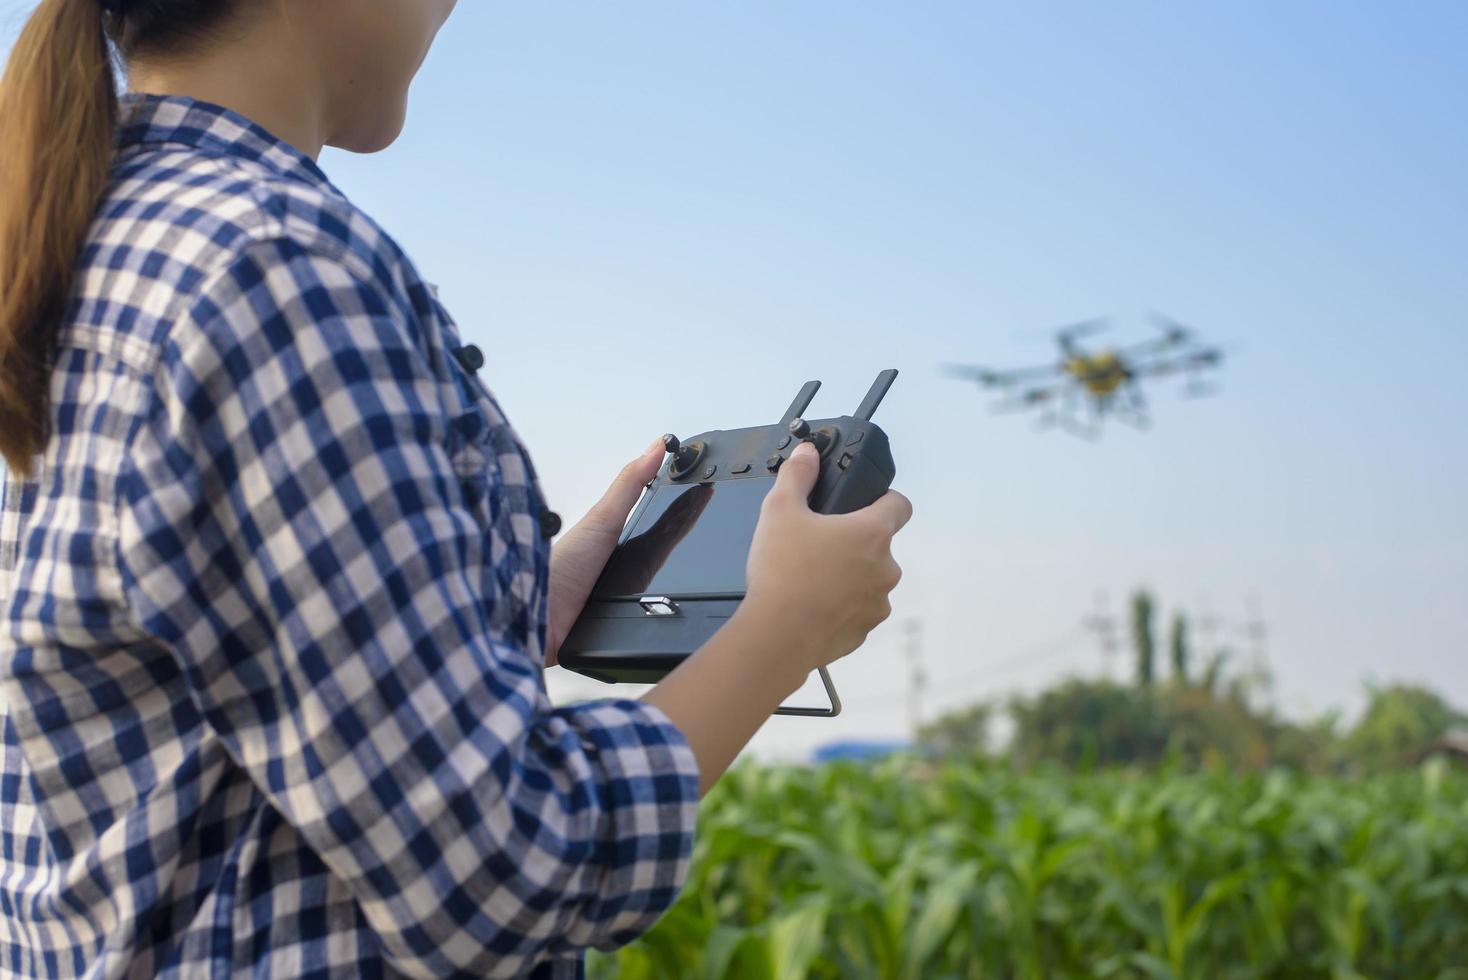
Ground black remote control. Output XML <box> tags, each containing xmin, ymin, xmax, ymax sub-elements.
<box><xmin>558</xmin><ymin>370</ymin><xmax>898</xmax><ymax>717</ymax></box>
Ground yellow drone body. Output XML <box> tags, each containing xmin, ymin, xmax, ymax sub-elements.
<box><xmin>1066</xmin><ymin>351</ymin><xmax>1128</xmax><ymax>397</ymax></box>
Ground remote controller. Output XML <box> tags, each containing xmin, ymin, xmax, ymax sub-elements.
<box><xmin>558</xmin><ymin>370</ymin><xmax>898</xmax><ymax>717</ymax></box>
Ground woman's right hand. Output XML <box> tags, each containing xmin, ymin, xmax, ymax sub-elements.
<box><xmin>741</xmin><ymin>441</ymin><xmax>912</xmax><ymax>676</ymax></box>
<box><xmin>643</xmin><ymin>439</ymin><xmax>912</xmax><ymax>796</ymax></box>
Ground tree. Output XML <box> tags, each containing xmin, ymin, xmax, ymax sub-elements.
<box><xmin>1005</xmin><ymin>677</ymin><xmax>1343</xmax><ymax>773</ymax></box>
<box><xmin>1346</xmin><ymin>683</ymin><xmax>1466</xmax><ymax>772</ymax></box>
<box><xmin>1169</xmin><ymin>613</ymin><xmax>1190</xmax><ymax>686</ymax></box>
<box><xmin>917</xmin><ymin>702</ymin><xmax>992</xmax><ymax>757</ymax></box>
<box><xmin>1131</xmin><ymin>591</ymin><xmax>1156</xmax><ymax>689</ymax></box>
<box><xmin>1200</xmin><ymin>649</ymin><xmax>1230</xmax><ymax>695</ymax></box>
<box><xmin>1009</xmin><ymin>679</ymin><xmax>1166</xmax><ymax>769</ymax></box>
<box><xmin>1267</xmin><ymin>710</ymin><xmax>1344</xmax><ymax>774</ymax></box>
<box><xmin>1161</xmin><ymin>686</ymin><xmax>1271</xmax><ymax>770</ymax></box>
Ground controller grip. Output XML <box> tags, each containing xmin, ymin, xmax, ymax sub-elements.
<box><xmin>816</xmin><ymin>429</ymin><xmax>895</xmax><ymax>516</ymax></box>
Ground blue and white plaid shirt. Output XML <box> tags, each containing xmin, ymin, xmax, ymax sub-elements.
<box><xmin>0</xmin><ymin>93</ymin><xmax>699</xmax><ymax>979</ymax></box>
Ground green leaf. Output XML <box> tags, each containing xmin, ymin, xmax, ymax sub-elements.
<box><xmin>769</xmin><ymin>897</ymin><xmax>829</xmax><ymax>980</ymax></box>
<box><xmin>904</xmin><ymin>861</ymin><xmax>980</xmax><ymax>977</ymax></box>
<box><xmin>1127</xmin><ymin>951</ymin><xmax>1179</xmax><ymax>980</ymax></box>
<box><xmin>701</xmin><ymin>925</ymin><xmax>749</xmax><ymax>980</ymax></box>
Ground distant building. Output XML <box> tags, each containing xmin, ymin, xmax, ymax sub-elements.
<box><xmin>810</xmin><ymin>739</ymin><xmax>911</xmax><ymax>764</ymax></box>
<box><xmin>1416</xmin><ymin>730</ymin><xmax>1468</xmax><ymax>765</ymax></box>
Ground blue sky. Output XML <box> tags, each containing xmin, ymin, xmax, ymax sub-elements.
<box><xmin>5</xmin><ymin>1</ymin><xmax>1466</xmax><ymax>759</ymax></box>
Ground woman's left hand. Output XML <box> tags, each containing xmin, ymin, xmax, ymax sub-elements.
<box><xmin>544</xmin><ymin>437</ymin><xmax>666</xmax><ymax>667</ymax></box>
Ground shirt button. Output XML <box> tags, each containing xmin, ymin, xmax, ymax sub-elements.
<box><xmin>452</xmin><ymin>343</ymin><xmax>484</xmax><ymax>373</ymax></box>
<box><xmin>538</xmin><ymin>509</ymin><xmax>562</xmax><ymax>538</ymax></box>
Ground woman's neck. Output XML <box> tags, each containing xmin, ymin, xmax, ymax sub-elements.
<box><xmin>126</xmin><ymin>20</ymin><xmax>328</xmax><ymax>160</ymax></box>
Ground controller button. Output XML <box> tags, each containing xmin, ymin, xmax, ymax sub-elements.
<box><xmin>845</xmin><ymin>429</ymin><xmax>864</xmax><ymax>447</ymax></box>
<box><xmin>732</xmin><ymin>462</ymin><xmax>751</xmax><ymax>474</ymax></box>
<box><xmin>639</xmin><ymin>596</ymin><xmax>680</xmax><ymax>616</ymax></box>
<box><xmin>701</xmin><ymin>464</ymin><xmax>717</xmax><ymax>479</ymax></box>
<box><xmin>789</xmin><ymin>418</ymin><xmax>812</xmax><ymax>439</ymax></box>
<box><xmin>765</xmin><ymin>454</ymin><xmax>784</xmax><ymax>472</ymax></box>
<box><xmin>776</xmin><ymin>434</ymin><xmax>792</xmax><ymax>450</ymax></box>
<box><xmin>838</xmin><ymin>452</ymin><xmax>853</xmax><ymax>471</ymax></box>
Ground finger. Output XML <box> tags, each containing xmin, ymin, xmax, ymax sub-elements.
<box><xmin>769</xmin><ymin>441</ymin><xmax>820</xmax><ymax>508</ymax></box>
<box><xmin>865</xmin><ymin>489</ymin><xmax>913</xmax><ymax>534</ymax></box>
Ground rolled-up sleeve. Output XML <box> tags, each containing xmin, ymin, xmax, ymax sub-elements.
<box><xmin>114</xmin><ymin>237</ymin><xmax>700</xmax><ymax>978</ymax></box>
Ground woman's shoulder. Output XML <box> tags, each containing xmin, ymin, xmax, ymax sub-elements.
<box><xmin>109</xmin><ymin>142</ymin><xmax>400</xmax><ymax>271</ymax></box>
<box><xmin>65</xmin><ymin>96</ymin><xmax>429</xmax><ymax>370</ymax></box>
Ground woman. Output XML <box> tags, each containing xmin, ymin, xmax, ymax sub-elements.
<box><xmin>0</xmin><ymin>1</ymin><xmax>911</xmax><ymax>977</ymax></box>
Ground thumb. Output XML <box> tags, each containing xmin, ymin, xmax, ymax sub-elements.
<box><xmin>771</xmin><ymin>441</ymin><xmax>820</xmax><ymax>507</ymax></box>
<box><xmin>592</xmin><ymin>436</ymin><xmax>665</xmax><ymax>527</ymax></box>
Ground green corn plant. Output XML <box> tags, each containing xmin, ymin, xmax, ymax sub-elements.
<box><xmin>587</xmin><ymin>759</ymin><xmax>1468</xmax><ymax>980</ymax></box>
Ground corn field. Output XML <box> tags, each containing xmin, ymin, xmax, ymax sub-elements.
<box><xmin>588</xmin><ymin>758</ymin><xmax>1468</xmax><ymax>979</ymax></box>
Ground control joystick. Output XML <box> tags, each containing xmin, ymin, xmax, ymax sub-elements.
<box><xmin>788</xmin><ymin>417</ymin><xmax>837</xmax><ymax>457</ymax></box>
<box><xmin>663</xmin><ymin>433</ymin><xmax>706</xmax><ymax>480</ymax></box>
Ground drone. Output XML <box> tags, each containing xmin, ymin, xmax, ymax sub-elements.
<box><xmin>942</xmin><ymin>313</ymin><xmax>1226</xmax><ymax>438</ymax></box>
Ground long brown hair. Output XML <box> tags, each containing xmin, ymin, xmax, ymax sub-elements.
<box><xmin>0</xmin><ymin>0</ymin><xmax>236</xmax><ymax>479</ymax></box>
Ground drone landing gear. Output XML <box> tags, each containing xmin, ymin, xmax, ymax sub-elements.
<box><xmin>1040</xmin><ymin>385</ymin><xmax>1102</xmax><ymax>440</ymax></box>
<box><xmin>1111</xmin><ymin>381</ymin><xmax>1152</xmax><ymax>431</ymax></box>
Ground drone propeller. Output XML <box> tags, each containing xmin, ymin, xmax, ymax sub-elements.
<box><xmin>1123</xmin><ymin>321</ymin><xmax>1233</xmax><ymax>367</ymax></box>
<box><xmin>1186</xmin><ymin>347</ymin><xmax>1225</xmax><ymax>367</ymax></box>
<box><xmin>941</xmin><ymin>361</ymin><xmax>1063</xmax><ymax>387</ymax></box>
<box><xmin>987</xmin><ymin>383</ymin><xmax>1063</xmax><ymax>415</ymax></box>
<box><xmin>940</xmin><ymin>363</ymin><xmax>1005</xmax><ymax>386</ymax></box>
<box><xmin>1148</xmin><ymin>310</ymin><xmax>1198</xmax><ymax>346</ymax></box>
<box><xmin>1055</xmin><ymin>317</ymin><xmax>1110</xmax><ymax>345</ymax></box>
<box><xmin>1013</xmin><ymin>316</ymin><xmax>1109</xmax><ymax>342</ymax></box>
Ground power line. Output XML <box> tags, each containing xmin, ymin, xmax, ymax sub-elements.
<box><xmin>843</xmin><ymin>629</ymin><xmax>1085</xmax><ymax>713</ymax></box>
<box><xmin>929</xmin><ymin>631</ymin><xmax>1086</xmax><ymax>705</ymax></box>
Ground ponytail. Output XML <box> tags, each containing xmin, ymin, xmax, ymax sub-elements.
<box><xmin>0</xmin><ymin>0</ymin><xmax>117</xmax><ymax>479</ymax></box>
